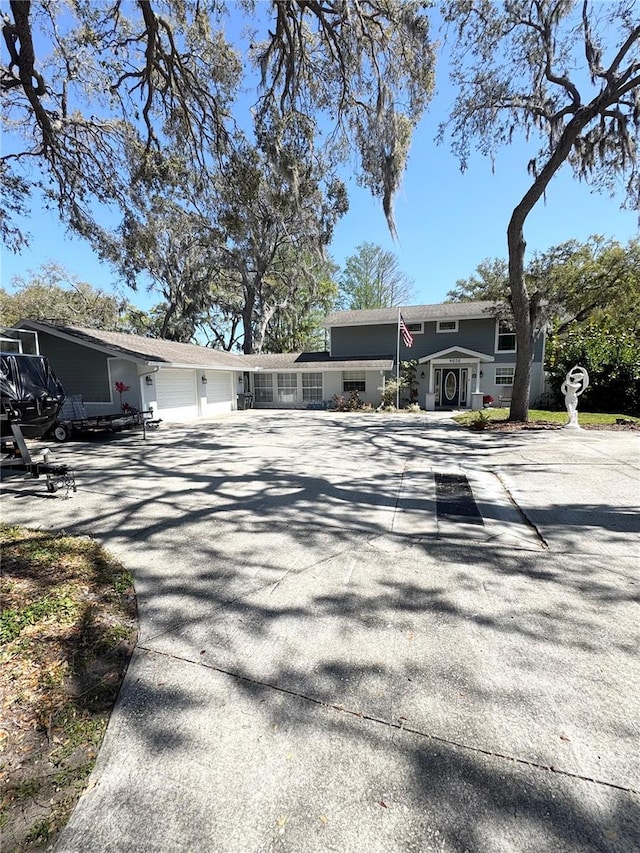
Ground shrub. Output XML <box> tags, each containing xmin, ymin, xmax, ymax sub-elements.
<box><xmin>330</xmin><ymin>390</ymin><xmax>365</xmax><ymax>412</ymax></box>
<box><xmin>378</xmin><ymin>377</ymin><xmax>403</xmax><ymax>409</ymax></box>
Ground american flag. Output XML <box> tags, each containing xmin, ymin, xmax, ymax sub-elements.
<box><xmin>399</xmin><ymin>314</ymin><xmax>414</xmax><ymax>348</ymax></box>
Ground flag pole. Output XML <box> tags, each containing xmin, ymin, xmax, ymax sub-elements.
<box><xmin>396</xmin><ymin>307</ymin><xmax>401</xmax><ymax>409</ymax></box>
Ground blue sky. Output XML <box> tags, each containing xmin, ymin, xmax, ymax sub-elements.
<box><xmin>1</xmin><ymin>7</ymin><xmax>637</xmax><ymax>311</ymax></box>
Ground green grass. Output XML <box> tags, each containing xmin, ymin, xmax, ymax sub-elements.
<box><xmin>0</xmin><ymin>524</ymin><xmax>137</xmax><ymax>852</ymax></box>
<box><xmin>454</xmin><ymin>407</ymin><xmax>640</xmax><ymax>426</ymax></box>
<box><xmin>0</xmin><ymin>589</ymin><xmax>80</xmax><ymax>644</ymax></box>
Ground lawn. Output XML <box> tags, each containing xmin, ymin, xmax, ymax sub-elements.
<box><xmin>454</xmin><ymin>408</ymin><xmax>640</xmax><ymax>428</ymax></box>
<box><xmin>0</xmin><ymin>525</ymin><xmax>137</xmax><ymax>852</ymax></box>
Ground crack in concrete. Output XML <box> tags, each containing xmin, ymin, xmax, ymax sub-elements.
<box><xmin>136</xmin><ymin>645</ymin><xmax>639</xmax><ymax>798</ymax></box>
<box><xmin>494</xmin><ymin>470</ymin><xmax>550</xmax><ymax>549</ymax></box>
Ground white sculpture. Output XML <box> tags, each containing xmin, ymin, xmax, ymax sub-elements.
<box><xmin>561</xmin><ymin>365</ymin><xmax>589</xmax><ymax>429</ymax></box>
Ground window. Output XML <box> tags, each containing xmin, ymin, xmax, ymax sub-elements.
<box><xmin>302</xmin><ymin>372</ymin><xmax>323</xmax><ymax>403</ymax></box>
<box><xmin>254</xmin><ymin>372</ymin><xmax>273</xmax><ymax>403</ymax></box>
<box><xmin>496</xmin><ymin>320</ymin><xmax>516</xmax><ymax>352</ymax></box>
<box><xmin>277</xmin><ymin>373</ymin><xmax>298</xmax><ymax>403</ymax></box>
<box><xmin>343</xmin><ymin>370</ymin><xmax>366</xmax><ymax>392</ymax></box>
<box><xmin>495</xmin><ymin>367</ymin><xmax>515</xmax><ymax>385</ymax></box>
<box><xmin>405</xmin><ymin>322</ymin><xmax>423</xmax><ymax>334</ymax></box>
<box><xmin>437</xmin><ymin>319</ymin><xmax>458</xmax><ymax>333</ymax></box>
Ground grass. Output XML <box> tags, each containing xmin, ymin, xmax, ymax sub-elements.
<box><xmin>454</xmin><ymin>407</ymin><xmax>640</xmax><ymax>427</ymax></box>
<box><xmin>0</xmin><ymin>525</ymin><xmax>137</xmax><ymax>853</ymax></box>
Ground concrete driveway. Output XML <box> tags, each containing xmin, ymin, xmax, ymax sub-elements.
<box><xmin>2</xmin><ymin>411</ymin><xmax>638</xmax><ymax>852</ymax></box>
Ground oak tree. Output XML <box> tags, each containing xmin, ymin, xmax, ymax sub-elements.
<box><xmin>441</xmin><ymin>0</ymin><xmax>640</xmax><ymax>420</ymax></box>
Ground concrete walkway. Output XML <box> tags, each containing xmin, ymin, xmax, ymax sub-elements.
<box><xmin>2</xmin><ymin>411</ymin><xmax>638</xmax><ymax>852</ymax></box>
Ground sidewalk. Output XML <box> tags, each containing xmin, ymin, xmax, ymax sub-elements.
<box><xmin>2</xmin><ymin>412</ymin><xmax>638</xmax><ymax>852</ymax></box>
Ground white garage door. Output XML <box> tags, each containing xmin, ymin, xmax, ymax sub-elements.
<box><xmin>204</xmin><ymin>370</ymin><xmax>234</xmax><ymax>415</ymax></box>
<box><xmin>155</xmin><ymin>369</ymin><xmax>199</xmax><ymax>421</ymax></box>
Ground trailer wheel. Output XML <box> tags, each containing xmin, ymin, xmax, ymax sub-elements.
<box><xmin>52</xmin><ymin>424</ymin><xmax>69</xmax><ymax>443</ymax></box>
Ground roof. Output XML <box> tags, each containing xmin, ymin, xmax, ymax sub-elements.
<box><xmin>243</xmin><ymin>352</ymin><xmax>394</xmax><ymax>371</ymax></box>
<box><xmin>17</xmin><ymin>321</ymin><xmax>393</xmax><ymax>373</ymax></box>
<box><xmin>19</xmin><ymin>321</ymin><xmax>248</xmax><ymax>370</ymax></box>
<box><xmin>323</xmin><ymin>301</ymin><xmax>498</xmax><ymax>328</ymax></box>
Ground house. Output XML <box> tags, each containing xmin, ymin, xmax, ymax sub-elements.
<box><xmin>14</xmin><ymin>321</ymin><xmax>247</xmax><ymax>422</ymax></box>
<box><xmin>14</xmin><ymin>301</ymin><xmax>544</xmax><ymax>420</ymax></box>
<box><xmin>321</xmin><ymin>301</ymin><xmax>545</xmax><ymax>410</ymax></box>
<box><xmin>242</xmin><ymin>301</ymin><xmax>545</xmax><ymax>411</ymax></box>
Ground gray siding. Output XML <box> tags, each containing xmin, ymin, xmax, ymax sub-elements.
<box><xmin>331</xmin><ymin>319</ymin><xmax>545</xmax><ymax>363</ymax></box>
<box><xmin>37</xmin><ymin>332</ymin><xmax>113</xmax><ymax>402</ymax></box>
<box><xmin>331</xmin><ymin>324</ymin><xmax>397</xmax><ymax>358</ymax></box>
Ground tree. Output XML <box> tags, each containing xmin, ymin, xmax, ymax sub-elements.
<box><xmin>448</xmin><ymin>236</ymin><xmax>640</xmax><ymax>333</ymax></box>
<box><xmin>1</xmin><ymin>1</ymin><xmax>435</xmax><ymax>251</ymax></box>
<box><xmin>107</xmin><ymin>196</ymin><xmax>221</xmax><ymax>342</ymax></box>
<box><xmin>447</xmin><ymin>258</ymin><xmax>509</xmax><ymax>304</ymax></box>
<box><xmin>263</xmin><ymin>257</ymin><xmax>338</xmax><ymax>353</ymax></box>
<box><xmin>0</xmin><ymin>262</ymin><xmax>138</xmax><ymax>330</ymax></box>
<box><xmin>546</xmin><ymin>321</ymin><xmax>639</xmax><ymax>415</ymax></box>
<box><xmin>1</xmin><ymin>0</ymin><xmax>240</xmax><ymax>250</ymax></box>
<box><xmin>442</xmin><ymin>1</ymin><xmax>640</xmax><ymax>421</ymax></box>
<box><xmin>337</xmin><ymin>243</ymin><xmax>415</xmax><ymax>309</ymax></box>
<box><xmin>112</xmin><ymin>133</ymin><xmax>347</xmax><ymax>353</ymax></box>
<box><xmin>210</xmin><ymin>139</ymin><xmax>347</xmax><ymax>353</ymax></box>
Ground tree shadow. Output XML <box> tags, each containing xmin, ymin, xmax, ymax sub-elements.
<box><xmin>4</xmin><ymin>411</ymin><xmax>639</xmax><ymax>851</ymax></box>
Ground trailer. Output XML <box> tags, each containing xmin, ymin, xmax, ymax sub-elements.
<box><xmin>48</xmin><ymin>395</ymin><xmax>161</xmax><ymax>442</ymax></box>
<box><xmin>1</xmin><ymin>351</ymin><xmax>75</xmax><ymax>492</ymax></box>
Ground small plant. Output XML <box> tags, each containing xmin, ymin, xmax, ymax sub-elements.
<box><xmin>483</xmin><ymin>395</ymin><xmax>494</xmax><ymax>407</ymax></box>
<box><xmin>114</xmin><ymin>381</ymin><xmax>130</xmax><ymax>412</ymax></box>
<box><xmin>470</xmin><ymin>410</ymin><xmax>491</xmax><ymax>431</ymax></box>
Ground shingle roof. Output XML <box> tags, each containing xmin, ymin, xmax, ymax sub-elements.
<box><xmin>323</xmin><ymin>301</ymin><xmax>497</xmax><ymax>327</ymax></box>
<box><xmin>242</xmin><ymin>352</ymin><xmax>394</xmax><ymax>371</ymax></box>
<box><xmin>20</xmin><ymin>322</ymin><xmax>247</xmax><ymax>370</ymax></box>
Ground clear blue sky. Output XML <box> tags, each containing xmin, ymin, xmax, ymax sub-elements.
<box><xmin>1</xmin><ymin>10</ymin><xmax>637</xmax><ymax>311</ymax></box>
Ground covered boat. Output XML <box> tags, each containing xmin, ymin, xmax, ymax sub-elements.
<box><xmin>0</xmin><ymin>352</ymin><xmax>66</xmax><ymax>440</ymax></box>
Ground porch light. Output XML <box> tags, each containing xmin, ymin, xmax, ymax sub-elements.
<box><xmin>145</xmin><ymin>375</ymin><xmax>153</xmax><ymax>385</ymax></box>
<box><xmin>201</xmin><ymin>375</ymin><xmax>208</xmax><ymax>384</ymax></box>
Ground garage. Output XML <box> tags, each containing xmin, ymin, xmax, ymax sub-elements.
<box><xmin>203</xmin><ymin>370</ymin><xmax>234</xmax><ymax>416</ymax></box>
<box><xmin>155</xmin><ymin>369</ymin><xmax>199</xmax><ymax>422</ymax></box>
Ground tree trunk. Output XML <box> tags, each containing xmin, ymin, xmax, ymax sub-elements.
<box><xmin>507</xmin><ymin>216</ymin><xmax>533</xmax><ymax>421</ymax></box>
<box><xmin>505</xmin><ymin>109</ymin><xmax>596</xmax><ymax>420</ymax></box>
<box><xmin>242</xmin><ymin>280</ymin><xmax>255</xmax><ymax>354</ymax></box>
<box><xmin>252</xmin><ymin>303</ymin><xmax>278</xmax><ymax>354</ymax></box>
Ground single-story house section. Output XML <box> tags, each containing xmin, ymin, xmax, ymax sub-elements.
<box><xmin>240</xmin><ymin>352</ymin><xmax>394</xmax><ymax>409</ymax></box>
<box><xmin>15</xmin><ymin>321</ymin><xmax>248</xmax><ymax>422</ymax></box>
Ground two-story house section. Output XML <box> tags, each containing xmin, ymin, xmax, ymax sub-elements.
<box><xmin>323</xmin><ymin>301</ymin><xmax>546</xmax><ymax>410</ymax></box>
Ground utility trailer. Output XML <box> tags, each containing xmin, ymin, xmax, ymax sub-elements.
<box><xmin>49</xmin><ymin>395</ymin><xmax>161</xmax><ymax>443</ymax></box>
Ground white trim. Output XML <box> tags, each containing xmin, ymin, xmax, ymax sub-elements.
<box><xmin>436</xmin><ymin>319</ymin><xmax>459</xmax><ymax>333</ymax></box>
<box><xmin>418</xmin><ymin>346</ymin><xmax>494</xmax><ymax>363</ymax></box>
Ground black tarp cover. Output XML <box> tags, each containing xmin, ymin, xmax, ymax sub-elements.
<box><xmin>0</xmin><ymin>353</ymin><xmax>66</xmax><ymax>438</ymax></box>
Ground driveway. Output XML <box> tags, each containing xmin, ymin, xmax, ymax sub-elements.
<box><xmin>2</xmin><ymin>411</ymin><xmax>638</xmax><ymax>852</ymax></box>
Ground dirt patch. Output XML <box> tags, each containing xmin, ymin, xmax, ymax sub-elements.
<box><xmin>484</xmin><ymin>420</ymin><xmax>640</xmax><ymax>432</ymax></box>
<box><xmin>0</xmin><ymin>526</ymin><xmax>137</xmax><ymax>852</ymax></box>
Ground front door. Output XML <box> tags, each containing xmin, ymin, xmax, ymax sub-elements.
<box><xmin>441</xmin><ymin>368</ymin><xmax>460</xmax><ymax>407</ymax></box>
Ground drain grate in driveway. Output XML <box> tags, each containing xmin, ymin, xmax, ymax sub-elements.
<box><xmin>434</xmin><ymin>472</ymin><xmax>483</xmax><ymax>525</ymax></box>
